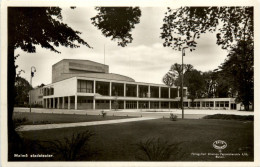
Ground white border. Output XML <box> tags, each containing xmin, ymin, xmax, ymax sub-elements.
<box><xmin>1</xmin><ymin>0</ymin><xmax>260</xmax><ymax>167</ymax></box>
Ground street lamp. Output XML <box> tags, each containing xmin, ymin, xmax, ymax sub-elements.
<box><xmin>30</xmin><ymin>66</ymin><xmax>36</xmax><ymax>113</ymax></box>
<box><xmin>181</xmin><ymin>47</ymin><xmax>188</xmax><ymax>119</ymax></box>
<box><xmin>181</xmin><ymin>32</ymin><xmax>198</xmax><ymax>119</ymax></box>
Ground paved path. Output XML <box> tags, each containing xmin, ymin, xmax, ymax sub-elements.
<box><xmin>16</xmin><ymin>117</ymin><xmax>158</xmax><ymax>132</ymax></box>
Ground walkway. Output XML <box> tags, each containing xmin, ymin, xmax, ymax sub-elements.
<box><xmin>16</xmin><ymin>117</ymin><xmax>158</xmax><ymax>132</ymax></box>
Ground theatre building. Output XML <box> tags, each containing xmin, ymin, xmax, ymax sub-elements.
<box><xmin>30</xmin><ymin>59</ymin><xmax>239</xmax><ymax>111</ymax></box>
<box><xmin>30</xmin><ymin>59</ymin><xmax>186</xmax><ymax>110</ymax></box>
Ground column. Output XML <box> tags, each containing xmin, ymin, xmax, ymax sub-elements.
<box><xmin>177</xmin><ymin>87</ymin><xmax>180</xmax><ymax>97</ymax></box>
<box><xmin>148</xmin><ymin>101</ymin><xmax>150</xmax><ymax>109</ymax></box>
<box><xmin>124</xmin><ymin>100</ymin><xmax>126</xmax><ymax>109</ymax></box>
<box><xmin>75</xmin><ymin>95</ymin><xmax>77</xmax><ymax>110</ymax></box>
<box><xmin>136</xmin><ymin>85</ymin><xmax>139</xmax><ymax>97</ymax></box>
<box><xmin>124</xmin><ymin>83</ymin><xmax>126</xmax><ymax>97</ymax></box>
<box><xmin>68</xmin><ymin>96</ymin><xmax>71</xmax><ymax>110</ymax></box>
<box><xmin>213</xmin><ymin>101</ymin><xmax>216</xmax><ymax>109</ymax></box>
<box><xmin>109</xmin><ymin>100</ymin><xmax>112</xmax><ymax>110</ymax></box>
<box><xmin>53</xmin><ymin>98</ymin><xmax>55</xmax><ymax>109</ymax></box>
<box><xmin>93</xmin><ymin>99</ymin><xmax>96</xmax><ymax>110</ymax></box>
<box><xmin>57</xmin><ymin>97</ymin><xmax>60</xmax><ymax>109</ymax></box>
<box><xmin>137</xmin><ymin>101</ymin><xmax>139</xmax><ymax>109</ymax></box>
<box><xmin>93</xmin><ymin>80</ymin><xmax>96</xmax><ymax>93</ymax></box>
<box><xmin>109</xmin><ymin>82</ymin><xmax>112</xmax><ymax>96</ymax></box>
<box><xmin>148</xmin><ymin>85</ymin><xmax>151</xmax><ymax>98</ymax></box>
<box><xmin>49</xmin><ymin>98</ymin><xmax>51</xmax><ymax>108</ymax></box>
<box><xmin>169</xmin><ymin>88</ymin><xmax>171</xmax><ymax>98</ymax></box>
<box><xmin>159</xmin><ymin>101</ymin><xmax>161</xmax><ymax>109</ymax></box>
<box><xmin>62</xmin><ymin>97</ymin><xmax>65</xmax><ymax>109</ymax></box>
<box><xmin>159</xmin><ymin>87</ymin><xmax>161</xmax><ymax>98</ymax></box>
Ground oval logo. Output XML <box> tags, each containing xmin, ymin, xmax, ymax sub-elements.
<box><xmin>213</xmin><ymin>140</ymin><xmax>227</xmax><ymax>150</ymax></box>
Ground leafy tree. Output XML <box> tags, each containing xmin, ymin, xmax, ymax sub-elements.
<box><xmin>14</xmin><ymin>77</ymin><xmax>32</xmax><ymax>107</ymax></box>
<box><xmin>219</xmin><ymin>40</ymin><xmax>253</xmax><ymax>110</ymax></box>
<box><xmin>91</xmin><ymin>7</ymin><xmax>141</xmax><ymax>47</ymax></box>
<box><xmin>161</xmin><ymin>7</ymin><xmax>253</xmax><ymax>110</ymax></box>
<box><xmin>183</xmin><ymin>70</ymin><xmax>205</xmax><ymax>106</ymax></box>
<box><xmin>8</xmin><ymin>7</ymin><xmax>141</xmax><ymax>159</ymax></box>
<box><xmin>161</xmin><ymin>7</ymin><xmax>253</xmax><ymax>50</ymax></box>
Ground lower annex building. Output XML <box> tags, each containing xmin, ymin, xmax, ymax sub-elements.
<box><xmin>30</xmin><ymin>59</ymin><xmax>239</xmax><ymax>110</ymax></box>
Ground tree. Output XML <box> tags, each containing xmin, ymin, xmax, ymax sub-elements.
<box><xmin>163</xmin><ymin>63</ymin><xmax>193</xmax><ymax>108</ymax></box>
<box><xmin>219</xmin><ymin>40</ymin><xmax>253</xmax><ymax>110</ymax></box>
<box><xmin>14</xmin><ymin>77</ymin><xmax>32</xmax><ymax>107</ymax></box>
<box><xmin>161</xmin><ymin>7</ymin><xmax>253</xmax><ymax>50</ymax></box>
<box><xmin>183</xmin><ymin>70</ymin><xmax>205</xmax><ymax>106</ymax></box>
<box><xmin>8</xmin><ymin>7</ymin><xmax>141</xmax><ymax>158</ymax></box>
<box><xmin>161</xmin><ymin>7</ymin><xmax>253</xmax><ymax>110</ymax></box>
<box><xmin>91</xmin><ymin>7</ymin><xmax>141</xmax><ymax>47</ymax></box>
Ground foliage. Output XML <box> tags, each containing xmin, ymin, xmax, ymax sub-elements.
<box><xmin>13</xmin><ymin>117</ymin><xmax>29</xmax><ymax>129</ymax></box>
<box><xmin>203</xmin><ymin>114</ymin><xmax>254</xmax><ymax>121</ymax></box>
<box><xmin>170</xmin><ymin>113</ymin><xmax>177</xmax><ymax>121</ymax></box>
<box><xmin>135</xmin><ymin>137</ymin><xmax>183</xmax><ymax>161</ymax></box>
<box><xmin>219</xmin><ymin>40</ymin><xmax>253</xmax><ymax>110</ymax></box>
<box><xmin>101</xmin><ymin>110</ymin><xmax>107</xmax><ymax>118</ymax></box>
<box><xmin>14</xmin><ymin>76</ymin><xmax>32</xmax><ymax>106</ymax></box>
<box><xmin>9</xmin><ymin>7</ymin><xmax>91</xmax><ymax>53</ymax></box>
<box><xmin>91</xmin><ymin>7</ymin><xmax>141</xmax><ymax>47</ymax></box>
<box><xmin>42</xmin><ymin>130</ymin><xmax>95</xmax><ymax>160</ymax></box>
<box><xmin>161</xmin><ymin>7</ymin><xmax>253</xmax><ymax>50</ymax></box>
<box><xmin>183</xmin><ymin>69</ymin><xmax>205</xmax><ymax>102</ymax></box>
<box><xmin>163</xmin><ymin>63</ymin><xmax>193</xmax><ymax>87</ymax></box>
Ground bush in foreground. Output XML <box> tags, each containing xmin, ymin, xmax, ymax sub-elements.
<box><xmin>203</xmin><ymin>114</ymin><xmax>254</xmax><ymax>121</ymax></box>
<box><xmin>135</xmin><ymin>137</ymin><xmax>184</xmax><ymax>161</ymax></box>
<box><xmin>42</xmin><ymin>130</ymin><xmax>97</xmax><ymax>160</ymax></box>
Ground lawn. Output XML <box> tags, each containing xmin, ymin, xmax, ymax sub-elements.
<box><xmin>13</xmin><ymin>112</ymin><xmax>134</xmax><ymax>125</ymax></box>
<box><xmin>16</xmin><ymin>118</ymin><xmax>253</xmax><ymax>161</ymax></box>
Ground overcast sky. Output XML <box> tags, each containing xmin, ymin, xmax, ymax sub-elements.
<box><xmin>15</xmin><ymin>7</ymin><xmax>228</xmax><ymax>87</ymax></box>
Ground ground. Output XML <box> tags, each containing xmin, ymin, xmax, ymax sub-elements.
<box><xmin>15</xmin><ymin>112</ymin><xmax>253</xmax><ymax>161</ymax></box>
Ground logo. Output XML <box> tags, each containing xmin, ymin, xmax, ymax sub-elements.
<box><xmin>213</xmin><ymin>140</ymin><xmax>227</xmax><ymax>152</ymax></box>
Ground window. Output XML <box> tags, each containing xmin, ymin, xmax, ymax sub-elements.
<box><xmin>139</xmin><ymin>101</ymin><xmax>149</xmax><ymax>109</ymax></box>
<box><xmin>126</xmin><ymin>101</ymin><xmax>137</xmax><ymax>109</ymax></box>
<box><xmin>225</xmin><ymin>101</ymin><xmax>229</xmax><ymax>107</ymax></box>
<box><xmin>161</xmin><ymin>87</ymin><xmax>169</xmax><ymax>98</ymax></box>
<box><xmin>139</xmin><ymin>85</ymin><xmax>148</xmax><ymax>98</ymax></box>
<box><xmin>170</xmin><ymin>88</ymin><xmax>178</xmax><ymax>98</ymax></box>
<box><xmin>150</xmin><ymin>86</ymin><xmax>159</xmax><ymax>98</ymax></box>
<box><xmin>126</xmin><ymin>84</ymin><xmax>137</xmax><ymax>97</ymax></box>
<box><xmin>78</xmin><ymin>80</ymin><xmax>93</xmax><ymax>93</ymax></box>
<box><xmin>150</xmin><ymin>101</ymin><xmax>159</xmax><ymax>108</ymax></box>
<box><xmin>112</xmin><ymin>83</ymin><xmax>124</xmax><ymax>96</ymax></box>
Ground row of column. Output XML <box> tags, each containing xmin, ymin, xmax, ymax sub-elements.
<box><xmin>95</xmin><ymin>80</ymin><xmax>181</xmax><ymax>98</ymax></box>
<box><xmin>44</xmin><ymin>97</ymin><xmax>175</xmax><ymax>110</ymax></box>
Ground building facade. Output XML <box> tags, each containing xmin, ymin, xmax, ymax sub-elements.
<box><xmin>30</xmin><ymin>59</ymin><xmax>239</xmax><ymax>110</ymax></box>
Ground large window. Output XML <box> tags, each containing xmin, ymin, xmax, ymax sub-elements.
<box><xmin>43</xmin><ymin>87</ymin><xmax>54</xmax><ymax>96</ymax></box>
<box><xmin>112</xmin><ymin>83</ymin><xmax>124</xmax><ymax>96</ymax></box>
<box><xmin>139</xmin><ymin>85</ymin><xmax>148</xmax><ymax>98</ymax></box>
<box><xmin>150</xmin><ymin>101</ymin><xmax>159</xmax><ymax>109</ymax></box>
<box><xmin>126</xmin><ymin>101</ymin><xmax>137</xmax><ymax>109</ymax></box>
<box><xmin>150</xmin><ymin>86</ymin><xmax>159</xmax><ymax>98</ymax></box>
<box><xmin>139</xmin><ymin>101</ymin><xmax>149</xmax><ymax>109</ymax></box>
<box><xmin>96</xmin><ymin>81</ymin><xmax>109</xmax><ymax>96</ymax></box>
<box><xmin>77</xmin><ymin>80</ymin><xmax>93</xmax><ymax>93</ymax></box>
<box><xmin>126</xmin><ymin>84</ymin><xmax>137</xmax><ymax>97</ymax></box>
<box><xmin>161</xmin><ymin>87</ymin><xmax>169</xmax><ymax>98</ymax></box>
<box><xmin>170</xmin><ymin>88</ymin><xmax>178</xmax><ymax>98</ymax></box>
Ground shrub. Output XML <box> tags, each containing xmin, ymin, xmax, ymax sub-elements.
<box><xmin>203</xmin><ymin>114</ymin><xmax>254</xmax><ymax>121</ymax></box>
<box><xmin>13</xmin><ymin>117</ymin><xmax>29</xmax><ymax>128</ymax></box>
<box><xmin>101</xmin><ymin>110</ymin><xmax>107</xmax><ymax>118</ymax></box>
<box><xmin>135</xmin><ymin>138</ymin><xmax>183</xmax><ymax>161</ymax></box>
<box><xmin>170</xmin><ymin>113</ymin><xmax>177</xmax><ymax>121</ymax></box>
<box><xmin>42</xmin><ymin>130</ymin><xmax>96</xmax><ymax>160</ymax></box>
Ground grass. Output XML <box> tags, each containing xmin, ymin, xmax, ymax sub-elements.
<box><xmin>17</xmin><ymin>118</ymin><xmax>253</xmax><ymax>161</ymax></box>
<box><xmin>13</xmin><ymin>112</ymin><xmax>134</xmax><ymax>125</ymax></box>
<box><xmin>203</xmin><ymin>114</ymin><xmax>254</xmax><ymax>121</ymax></box>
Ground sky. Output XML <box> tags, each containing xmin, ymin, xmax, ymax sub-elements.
<box><xmin>15</xmin><ymin>7</ymin><xmax>229</xmax><ymax>87</ymax></box>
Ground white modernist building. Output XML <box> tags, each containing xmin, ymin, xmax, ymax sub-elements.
<box><xmin>30</xmin><ymin>59</ymin><xmax>239</xmax><ymax>111</ymax></box>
